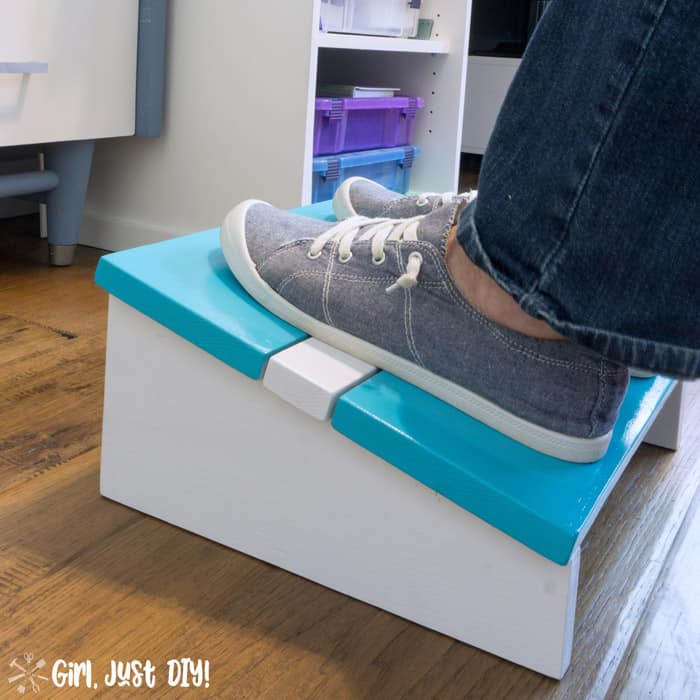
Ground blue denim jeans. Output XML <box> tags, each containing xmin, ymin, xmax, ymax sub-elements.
<box><xmin>457</xmin><ymin>0</ymin><xmax>700</xmax><ymax>378</ymax></box>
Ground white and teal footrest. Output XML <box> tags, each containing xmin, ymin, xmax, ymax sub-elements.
<box><xmin>95</xmin><ymin>201</ymin><xmax>682</xmax><ymax>680</ymax></box>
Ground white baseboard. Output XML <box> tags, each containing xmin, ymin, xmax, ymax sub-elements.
<box><xmin>80</xmin><ymin>209</ymin><xmax>191</xmax><ymax>252</ymax></box>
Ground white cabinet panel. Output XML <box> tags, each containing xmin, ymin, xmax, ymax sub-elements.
<box><xmin>462</xmin><ymin>56</ymin><xmax>520</xmax><ymax>155</ymax></box>
<box><xmin>0</xmin><ymin>0</ymin><xmax>138</xmax><ymax>146</ymax></box>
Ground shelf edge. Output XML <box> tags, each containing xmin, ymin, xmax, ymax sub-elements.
<box><xmin>316</xmin><ymin>33</ymin><xmax>450</xmax><ymax>54</ymax></box>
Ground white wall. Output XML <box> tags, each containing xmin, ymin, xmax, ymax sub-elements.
<box><xmin>81</xmin><ymin>0</ymin><xmax>317</xmax><ymax>251</ymax></box>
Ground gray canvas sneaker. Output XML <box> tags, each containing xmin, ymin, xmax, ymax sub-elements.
<box><xmin>220</xmin><ymin>199</ymin><xmax>629</xmax><ymax>462</ymax></box>
<box><xmin>333</xmin><ymin>176</ymin><xmax>478</xmax><ymax>220</ymax></box>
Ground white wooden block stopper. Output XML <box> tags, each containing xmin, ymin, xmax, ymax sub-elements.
<box><xmin>263</xmin><ymin>338</ymin><xmax>376</xmax><ymax>420</ymax></box>
<box><xmin>644</xmin><ymin>381</ymin><xmax>684</xmax><ymax>450</ymax></box>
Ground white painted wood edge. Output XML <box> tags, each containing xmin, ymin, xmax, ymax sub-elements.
<box><xmin>644</xmin><ymin>382</ymin><xmax>684</xmax><ymax>451</ymax></box>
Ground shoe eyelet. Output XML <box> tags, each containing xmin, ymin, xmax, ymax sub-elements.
<box><xmin>372</xmin><ymin>254</ymin><xmax>386</xmax><ymax>266</ymax></box>
<box><xmin>307</xmin><ymin>249</ymin><xmax>322</xmax><ymax>260</ymax></box>
<box><xmin>408</xmin><ymin>251</ymin><xmax>423</xmax><ymax>264</ymax></box>
<box><xmin>338</xmin><ymin>252</ymin><xmax>353</xmax><ymax>263</ymax></box>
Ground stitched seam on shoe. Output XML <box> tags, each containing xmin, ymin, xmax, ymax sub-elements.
<box><xmin>280</xmin><ymin>259</ymin><xmax>603</xmax><ymax>378</ymax></box>
<box><xmin>388</xmin><ymin>245</ymin><xmax>417</xmax><ymax>365</ymax></box>
<box><xmin>380</xmin><ymin>198</ymin><xmax>418</xmax><ymax>218</ymax></box>
<box><xmin>257</xmin><ymin>239</ymin><xmax>313</xmax><ymax>275</ymax></box>
<box><xmin>397</xmin><ymin>248</ymin><xmax>425</xmax><ymax>367</ymax></box>
<box><xmin>589</xmin><ymin>363</ymin><xmax>607</xmax><ymax>438</ymax></box>
<box><xmin>410</xmin><ymin>240</ymin><xmax>621</xmax><ymax>376</ymax></box>
<box><xmin>277</xmin><ymin>270</ymin><xmax>394</xmax><ymax>292</ymax></box>
<box><xmin>379</xmin><ymin>200</ymin><xmax>396</xmax><ymax>217</ymax></box>
<box><xmin>277</xmin><ymin>270</ymin><xmax>325</xmax><ymax>295</ymax></box>
<box><xmin>323</xmin><ymin>272</ymin><xmax>395</xmax><ymax>283</ymax></box>
<box><xmin>322</xmin><ymin>243</ymin><xmax>337</xmax><ymax>327</ymax></box>
<box><xmin>272</xmin><ymin>238</ymin><xmax>619</xmax><ymax>378</ymax></box>
<box><xmin>406</xmin><ymin>287</ymin><xmax>425</xmax><ymax>368</ymax></box>
<box><xmin>435</xmin><ymin>200</ymin><xmax>462</xmax><ymax>259</ymax></box>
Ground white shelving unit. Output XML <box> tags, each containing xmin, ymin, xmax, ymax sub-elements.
<box><xmin>81</xmin><ymin>1</ymin><xmax>474</xmax><ymax>251</ymax></box>
<box><xmin>301</xmin><ymin>0</ymin><xmax>473</xmax><ymax>204</ymax></box>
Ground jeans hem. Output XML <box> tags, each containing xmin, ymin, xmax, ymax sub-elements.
<box><xmin>457</xmin><ymin>204</ymin><xmax>700</xmax><ymax>378</ymax></box>
<box><xmin>539</xmin><ymin>321</ymin><xmax>699</xmax><ymax>379</ymax></box>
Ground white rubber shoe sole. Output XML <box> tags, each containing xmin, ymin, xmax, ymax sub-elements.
<box><xmin>220</xmin><ymin>200</ymin><xmax>612</xmax><ymax>463</ymax></box>
<box><xmin>332</xmin><ymin>176</ymin><xmax>373</xmax><ymax>220</ymax></box>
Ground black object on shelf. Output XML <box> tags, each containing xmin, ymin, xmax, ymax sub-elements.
<box><xmin>469</xmin><ymin>0</ymin><xmax>552</xmax><ymax>58</ymax></box>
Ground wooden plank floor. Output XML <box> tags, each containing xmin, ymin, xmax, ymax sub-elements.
<box><xmin>1</xmin><ymin>216</ymin><xmax>699</xmax><ymax>699</ymax></box>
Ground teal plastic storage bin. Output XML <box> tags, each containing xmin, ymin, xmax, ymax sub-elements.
<box><xmin>312</xmin><ymin>146</ymin><xmax>420</xmax><ymax>203</ymax></box>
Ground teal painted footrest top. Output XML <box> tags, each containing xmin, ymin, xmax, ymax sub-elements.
<box><xmin>332</xmin><ymin>371</ymin><xmax>674</xmax><ymax>565</ymax></box>
<box><xmin>94</xmin><ymin>201</ymin><xmax>335</xmax><ymax>379</ymax></box>
<box><xmin>95</xmin><ymin>231</ymin><xmax>304</xmax><ymax>380</ymax></box>
<box><xmin>95</xmin><ymin>200</ymin><xmax>675</xmax><ymax>566</ymax></box>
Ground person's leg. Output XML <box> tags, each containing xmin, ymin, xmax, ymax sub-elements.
<box><xmin>456</xmin><ymin>0</ymin><xmax>700</xmax><ymax>378</ymax></box>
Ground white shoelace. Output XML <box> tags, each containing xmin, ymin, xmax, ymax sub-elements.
<box><xmin>415</xmin><ymin>189</ymin><xmax>478</xmax><ymax>208</ymax></box>
<box><xmin>308</xmin><ymin>215</ymin><xmax>425</xmax><ymax>294</ymax></box>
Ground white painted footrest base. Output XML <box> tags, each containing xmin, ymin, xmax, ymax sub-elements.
<box><xmin>101</xmin><ymin>298</ymin><xmax>581</xmax><ymax>678</ymax></box>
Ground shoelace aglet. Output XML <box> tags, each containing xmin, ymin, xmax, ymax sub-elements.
<box><xmin>385</xmin><ymin>276</ymin><xmax>418</xmax><ymax>294</ymax></box>
<box><xmin>385</xmin><ymin>253</ymin><xmax>423</xmax><ymax>294</ymax></box>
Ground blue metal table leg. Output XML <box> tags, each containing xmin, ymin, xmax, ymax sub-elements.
<box><xmin>44</xmin><ymin>139</ymin><xmax>95</xmax><ymax>266</ymax></box>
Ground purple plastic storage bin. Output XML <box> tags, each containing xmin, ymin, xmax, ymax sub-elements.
<box><xmin>313</xmin><ymin>96</ymin><xmax>424</xmax><ymax>156</ymax></box>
